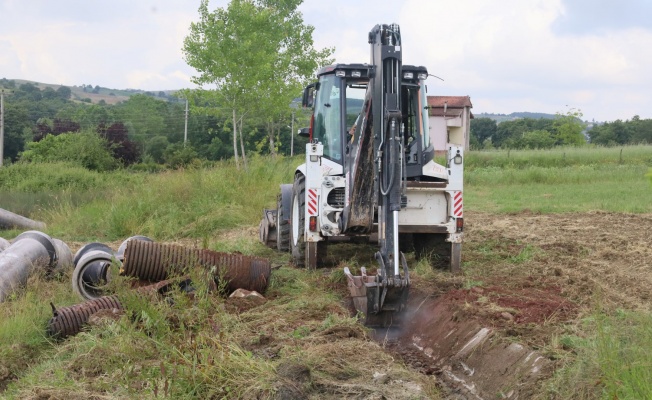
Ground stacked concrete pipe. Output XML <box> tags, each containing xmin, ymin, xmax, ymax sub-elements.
<box><xmin>0</xmin><ymin>231</ymin><xmax>73</xmax><ymax>302</ymax></box>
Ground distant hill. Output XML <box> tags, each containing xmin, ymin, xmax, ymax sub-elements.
<box><xmin>7</xmin><ymin>79</ymin><xmax>180</xmax><ymax>105</ymax></box>
<box><xmin>476</xmin><ymin>112</ymin><xmax>557</xmax><ymax>123</ymax></box>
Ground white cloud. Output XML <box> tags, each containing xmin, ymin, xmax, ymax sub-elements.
<box><xmin>394</xmin><ymin>0</ymin><xmax>652</xmax><ymax>120</ymax></box>
<box><xmin>1</xmin><ymin>0</ymin><xmax>651</xmax><ymax>121</ymax></box>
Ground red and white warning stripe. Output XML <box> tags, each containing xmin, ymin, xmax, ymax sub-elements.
<box><xmin>453</xmin><ymin>191</ymin><xmax>463</xmax><ymax>217</ymax></box>
<box><xmin>307</xmin><ymin>189</ymin><xmax>318</xmax><ymax>216</ymax></box>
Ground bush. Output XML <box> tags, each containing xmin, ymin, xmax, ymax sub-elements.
<box><xmin>0</xmin><ymin>162</ymin><xmax>105</xmax><ymax>192</ymax></box>
<box><xmin>20</xmin><ymin>131</ymin><xmax>119</xmax><ymax>171</ymax></box>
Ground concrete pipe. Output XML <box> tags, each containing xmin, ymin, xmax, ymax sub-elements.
<box><xmin>0</xmin><ymin>208</ymin><xmax>46</xmax><ymax>230</ymax></box>
<box><xmin>0</xmin><ymin>237</ymin><xmax>10</xmax><ymax>252</ymax></box>
<box><xmin>72</xmin><ymin>245</ymin><xmax>121</xmax><ymax>300</ymax></box>
<box><xmin>0</xmin><ymin>231</ymin><xmax>58</xmax><ymax>302</ymax></box>
<box><xmin>51</xmin><ymin>239</ymin><xmax>73</xmax><ymax>276</ymax></box>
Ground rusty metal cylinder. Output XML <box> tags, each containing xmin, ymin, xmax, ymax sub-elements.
<box><xmin>121</xmin><ymin>241</ymin><xmax>271</xmax><ymax>293</ymax></box>
<box><xmin>47</xmin><ymin>295</ymin><xmax>123</xmax><ymax>339</ymax></box>
<box><xmin>0</xmin><ymin>231</ymin><xmax>57</xmax><ymax>302</ymax></box>
<box><xmin>116</xmin><ymin>235</ymin><xmax>153</xmax><ymax>262</ymax></box>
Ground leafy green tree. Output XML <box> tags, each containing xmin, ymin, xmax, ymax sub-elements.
<box><xmin>20</xmin><ymin>131</ymin><xmax>118</xmax><ymax>171</ymax></box>
<box><xmin>493</xmin><ymin>118</ymin><xmax>554</xmax><ymax>148</ymax></box>
<box><xmin>2</xmin><ymin>102</ymin><xmax>31</xmax><ymax>161</ymax></box>
<box><xmin>56</xmin><ymin>86</ymin><xmax>72</xmax><ymax>100</ymax></box>
<box><xmin>518</xmin><ymin>130</ymin><xmax>556</xmax><ymax>149</ymax></box>
<box><xmin>470</xmin><ymin>117</ymin><xmax>497</xmax><ymax>147</ymax></box>
<box><xmin>42</xmin><ymin>87</ymin><xmax>58</xmax><ymax>100</ymax></box>
<box><xmin>629</xmin><ymin>116</ymin><xmax>652</xmax><ymax>144</ymax></box>
<box><xmin>147</xmin><ymin>135</ymin><xmax>170</xmax><ymax>163</ymax></box>
<box><xmin>552</xmin><ymin>108</ymin><xmax>585</xmax><ymax>146</ymax></box>
<box><xmin>163</xmin><ymin>143</ymin><xmax>199</xmax><ymax>169</ymax></box>
<box><xmin>183</xmin><ymin>0</ymin><xmax>332</xmax><ymax>167</ymax></box>
<box><xmin>114</xmin><ymin>94</ymin><xmax>167</xmax><ymax>145</ymax></box>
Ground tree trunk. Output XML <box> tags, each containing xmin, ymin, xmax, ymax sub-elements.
<box><xmin>268</xmin><ymin>121</ymin><xmax>276</xmax><ymax>157</ymax></box>
<box><xmin>232</xmin><ymin>108</ymin><xmax>240</xmax><ymax>169</ymax></box>
<box><xmin>239</xmin><ymin>118</ymin><xmax>248</xmax><ymax>170</ymax></box>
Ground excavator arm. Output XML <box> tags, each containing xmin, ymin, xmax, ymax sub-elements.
<box><xmin>343</xmin><ymin>24</ymin><xmax>410</xmax><ymax>326</ymax></box>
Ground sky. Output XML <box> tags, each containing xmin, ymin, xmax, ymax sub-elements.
<box><xmin>1</xmin><ymin>0</ymin><xmax>651</xmax><ymax>121</ymax></box>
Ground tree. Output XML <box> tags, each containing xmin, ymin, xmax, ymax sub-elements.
<box><xmin>470</xmin><ymin>118</ymin><xmax>497</xmax><ymax>148</ymax></box>
<box><xmin>183</xmin><ymin>0</ymin><xmax>332</xmax><ymax>167</ymax></box>
<box><xmin>33</xmin><ymin>118</ymin><xmax>80</xmax><ymax>141</ymax></box>
<box><xmin>493</xmin><ymin>118</ymin><xmax>554</xmax><ymax>148</ymax></box>
<box><xmin>517</xmin><ymin>130</ymin><xmax>555</xmax><ymax>149</ymax></box>
<box><xmin>146</xmin><ymin>135</ymin><xmax>170</xmax><ymax>163</ymax></box>
<box><xmin>98</xmin><ymin>122</ymin><xmax>141</xmax><ymax>165</ymax></box>
<box><xmin>2</xmin><ymin>102</ymin><xmax>31</xmax><ymax>161</ymax></box>
<box><xmin>20</xmin><ymin>131</ymin><xmax>118</xmax><ymax>171</ymax></box>
<box><xmin>552</xmin><ymin>107</ymin><xmax>585</xmax><ymax>146</ymax></box>
<box><xmin>56</xmin><ymin>86</ymin><xmax>72</xmax><ymax>100</ymax></box>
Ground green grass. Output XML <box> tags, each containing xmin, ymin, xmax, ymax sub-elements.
<box><xmin>466</xmin><ymin>144</ymin><xmax>652</xmax><ymax>169</ymax></box>
<box><xmin>465</xmin><ymin>146</ymin><xmax>652</xmax><ymax>213</ymax></box>
<box><xmin>1</xmin><ymin>146</ymin><xmax>651</xmax><ymax>398</ymax></box>
<box><xmin>547</xmin><ymin>310</ymin><xmax>652</xmax><ymax>399</ymax></box>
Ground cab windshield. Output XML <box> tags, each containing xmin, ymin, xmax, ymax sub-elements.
<box><xmin>313</xmin><ymin>74</ymin><xmax>367</xmax><ymax>163</ymax></box>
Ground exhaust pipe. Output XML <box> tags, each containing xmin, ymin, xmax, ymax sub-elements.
<box><xmin>0</xmin><ymin>231</ymin><xmax>72</xmax><ymax>302</ymax></box>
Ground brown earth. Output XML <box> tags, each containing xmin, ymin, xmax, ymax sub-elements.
<box><xmin>369</xmin><ymin>210</ymin><xmax>652</xmax><ymax>399</ymax></box>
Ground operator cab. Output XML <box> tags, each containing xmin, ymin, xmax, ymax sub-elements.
<box><xmin>302</xmin><ymin>63</ymin><xmax>435</xmax><ymax>178</ymax></box>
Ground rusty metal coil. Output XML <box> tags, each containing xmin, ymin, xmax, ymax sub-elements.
<box><xmin>47</xmin><ymin>295</ymin><xmax>123</xmax><ymax>339</ymax></box>
<box><xmin>121</xmin><ymin>241</ymin><xmax>271</xmax><ymax>293</ymax></box>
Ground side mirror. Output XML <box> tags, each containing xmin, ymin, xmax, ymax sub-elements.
<box><xmin>298</xmin><ymin>127</ymin><xmax>310</xmax><ymax>138</ymax></box>
<box><xmin>302</xmin><ymin>82</ymin><xmax>317</xmax><ymax>108</ymax></box>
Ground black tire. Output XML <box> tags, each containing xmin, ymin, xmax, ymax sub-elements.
<box><xmin>290</xmin><ymin>175</ymin><xmax>307</xmax><ymax>267</ymax></box>
<box><xmin>276</xmin><ymin>193</ymin><xmax>290</xmax><ymax>252</ymax></box>
<box><xmin>414</xmin><ymin>233</ymin><xmax>451</xmax><ymax>270</ymax></box>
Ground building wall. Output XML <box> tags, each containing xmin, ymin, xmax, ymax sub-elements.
<box><xmin>428</xmin><ymin>106</ymin><xmax>472</xmax><ymax>153</ymax></box>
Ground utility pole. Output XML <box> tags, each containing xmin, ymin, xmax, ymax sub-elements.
<box><xmin>184</xmin><ymin>98</ymin><xmax>189</xmax><ymax>147</ymax></box>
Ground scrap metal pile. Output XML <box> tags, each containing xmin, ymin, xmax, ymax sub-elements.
<box><xmin>0</xmin><ymin>231</ymin><xmax>272</xmax><ymax>339</ymax></box>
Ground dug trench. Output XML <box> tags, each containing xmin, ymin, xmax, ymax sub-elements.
<box><xmin>342</xmin><ymin>210</ymin><xmax>652</xmax><ymax>399</ymax></box>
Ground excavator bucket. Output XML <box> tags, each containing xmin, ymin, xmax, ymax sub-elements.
<box><xmin>344</xmin><ymin>258</ymin><xmax>410</xmax><ymax>327</ymax></box>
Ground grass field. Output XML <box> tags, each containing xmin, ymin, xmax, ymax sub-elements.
<box><xmin>1</xmin><ymin>145</ymin><xmax>651</xmax><ymax>398</ymax></box>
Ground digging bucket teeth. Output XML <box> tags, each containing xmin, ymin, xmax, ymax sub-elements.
<box><xmin>344</xmin><ymin>253</ymin><xmax>410</xmax><ymax>327</ymax></box>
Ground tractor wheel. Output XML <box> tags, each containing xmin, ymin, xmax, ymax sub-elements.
<box><xmin>290</xmin><ymin>175</ymin><xmax>307</xmax><ymax>267</ymax></box>
<box><xmin>276</xmin><ymin>193</ymin><xmax>290</xmax><ymax>252</ymax></box>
